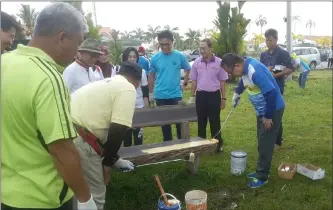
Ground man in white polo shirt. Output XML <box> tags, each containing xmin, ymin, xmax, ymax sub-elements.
<box><xmin>63</xmin><ymin>38</ymin><xmax>104</xmax><ymax>93</ymax></box>
<box><xmin>70</xmin><ymin>61</ymin><xmax>141</xmax><ymax>210</ymax></box>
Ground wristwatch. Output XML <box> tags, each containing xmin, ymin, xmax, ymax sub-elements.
<box><xmin>222</xmin><ymin>97</ymin><xmax>227</xmax><ymax>100</ymax></box>
<box><xmin>183</xmin><ymin>82</ymin><xmax>188</xmax><ymax>86</ymax></box>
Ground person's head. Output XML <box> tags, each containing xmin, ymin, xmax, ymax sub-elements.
<box><xmin>97</xmin><ymin>45</ymin><xmax>109</xmax><ymax>63</ymax></box>
<box><xmin>77</xmin><ymin>38</ymin><xmax>104</xmax><ymax>67</ymax></box>
<box><xmin>200</xmin><ymin>38</ymin><xmax>213</xmax><ymax>58</ymax></box>
<box><xmin>118</xmin><ymin>60</ymin><xmax>142</xmax><ymax>88</ymax></box>
<box><xmin>264</xmin><ymin>28</ymin><xmax>278</xmax><ymax>50</ymax></box>
<box><xmin>32</xmin><ymin>2</ymin><xmax>87</xmax><ymax>67</ymax></box>
<box><xmin>122</xmin><ymin>47</ymin><xmax>139</xmax><ymax>63</ymax></box>
<box><xmin>221</xmin><ymin>53</ymin><xmax>245</xmax><ymax>77</ymax></box>
<box><xmin>157</xmin><ymin>30</ymin><xmax>174</xmax><ymax>54</ymax></box>
<box><xmin>1</xmin><ymin>12</ymin><xmax>22</xmax><ymax>52</ymax></box>
<box><xmin>138</xmin><ymin>46</ymin><xmax>146</xmax><ymax>56</ymax></box>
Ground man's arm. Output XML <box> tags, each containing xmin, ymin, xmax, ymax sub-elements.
<box><xmin>102</xmin><ymin>89</ymin><xmax>136</xmax><ymax>166</ymax></box>
<box><xmin>181</xmin><ymin>53</ymin><xmax>191</xmax><ymax>84</ymax></box>
<box><xmin>141</xmin><ymin>71</ymin><xmax>149</xmax><ymax>107</ymax></box>
<box><xmin>35</xmin><ymin>77</ymin><xmax>91</xmax><ymax>203</ymax></box>
<box><xmin>235</xmin><ymin>78</ymin><xmax>245</xmax><ymax>95</ymax></box>
<box><xmin>274</xmin><ymin>51</ymin><xmax>294</xmax><ymax>79</ymax></box>
<box><xmin>189</xmin><ymin>60</ymin><xmax>198</xmax><ymax>96</ymax></box>
<box><xmin>148</xmin><ymin>57</ymin><xmax>157</xmax><ymax>93</ymax></box>
<box><xmin>251</xmin><ymin>71</ymin><xmax>277</xmax><ymax>119</ymax></box>
<box><xmin>219</xmin><ymin>65</ymin><xmax>229</xmax><ymax>99</ymax></box>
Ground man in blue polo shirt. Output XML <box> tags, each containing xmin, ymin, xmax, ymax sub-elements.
<box><xmin>260</xmin><ymin>28</ymin><xmax>293</xmax><ymax>150</ymax></box>
<box><xmin>221</xmin><ymin>53</ymin><xmax>285</xmax><ymax>188</ymax></box>
<box><xmin>148</xmin><ymin>30</ymin><xmax>191</xmax><ymax>141</ymax></box>
<box><xmin>138</xmin><ymin>46</ymin><xmax>150</xmax><ymax>74</ymax></box>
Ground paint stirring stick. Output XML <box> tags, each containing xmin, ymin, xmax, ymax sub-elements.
<box><xmin>154</xmin><ymin>175</ymin><xmax>169</xmax><ymax>206</ymax></box>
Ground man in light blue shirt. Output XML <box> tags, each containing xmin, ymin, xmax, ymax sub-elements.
<box><xmin>148</xmin><ymin>30</ymin><xmax>191</xmax><ymax>141</ymax></box>
<box><xmin>138</xmin><ymin>46</ymin><xmax>150</xmax><ymax>74</ymax></box>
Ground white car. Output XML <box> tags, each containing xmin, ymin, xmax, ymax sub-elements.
<box><xmin>292</xmin><ymin>47</ymin><xmax>321</xmax><ymax>69</ymax></box>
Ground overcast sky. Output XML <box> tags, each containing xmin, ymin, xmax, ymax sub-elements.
<box><xmin>2</xmin><ymin>1</ymin><xmax>332</xmax><ymax>43</ymax></box>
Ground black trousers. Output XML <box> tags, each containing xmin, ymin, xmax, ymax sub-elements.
<box><xmin>196</xmin><ymin>90</ymin><xmax>223</xmax><ymax>146</ymax></box>
<box><xmin>256</xmin><ymin>109</ymin><xmax>284</xmax><ymax>181</ymax></box>
<box><xmin>2</xmin><ymin>198</ymin><xmax>74</xmax><ymax>210</ymax></box>
<box><xmin>123</xmin><ymin>128</ymin><xmax>143</xmax><ymax>147</ymax></box>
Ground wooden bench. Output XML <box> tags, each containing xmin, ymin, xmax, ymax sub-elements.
<box><xmin>118</xmin><ymin>104</ymin><xmax>219</xmax><ymax>174</ymax></box>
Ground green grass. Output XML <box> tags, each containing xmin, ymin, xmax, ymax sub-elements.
<box><xmin>105</xmin><ymin>70</ymin><xmax>332</xmax><ymax>210</ymax></box>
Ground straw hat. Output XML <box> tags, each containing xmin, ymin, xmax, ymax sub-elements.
<box><xmin>78</xmin><ymin>38</ymin><xmax>104</xmax><ymax>55</ymax></box>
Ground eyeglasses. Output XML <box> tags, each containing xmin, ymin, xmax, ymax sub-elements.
<box><xmin>159</xmin><ymin>43</ymin><xmax>171</xmax><ymax>47</ymax></box>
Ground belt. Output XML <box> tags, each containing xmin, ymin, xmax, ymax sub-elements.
<box><xmin>73</xmin><ymin>124</ymin><xmax>104</xmax><ymax>156</ymax></box>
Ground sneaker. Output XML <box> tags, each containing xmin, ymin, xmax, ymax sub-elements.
<box><xmin>247</xmin><ymin>178</ymin><xmax>268</xmax><ymax>188</ymax></box>
<box><xmin>247</xmin><ymin>172</ymin><xmax>256</xmax><ymax>179</ymax></box>
<box><xmin>247</xmin><ymin>172</ymin><xmax>270</xmax><ymax>179</ymax></box>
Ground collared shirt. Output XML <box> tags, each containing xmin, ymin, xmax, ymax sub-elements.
<box><xmin>190</xmin><ymin>55</ymin><xmax>228</xmax><ymax>92</ymax></box>
<box><xmin>260</xmin><ymin>46</ymin><xmax>293</xmax><ymax>94</ymax></box>
<box><xmin>1</xmin><ymin>44</ymin><xmax>76</xmax><ymax>208</ymax></box>
<box><xmin>71</xmin><ymin>75</ymin><xmax>136</xmax><ymax>143</ymax></box>
<box><xmin>63</xmin><ymin>59</ymin><xmax>104</xmax><ymax>94</ymax></box>
<box><xmin>235</xmin><ymin>58</ymin><xmax>285</xmax><ymax>118</ymax></box>
<box><xmin>150</xmin><ymin>50</ymin><xmax>191</xmax><ymax>99</ymax></box>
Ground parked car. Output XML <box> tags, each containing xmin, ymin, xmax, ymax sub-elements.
<box><xmin>318</xmin><ymin>49</ymin><xmax>329</xmax><ymax>62</ymax></box>
<box><xmin>185</xmin><ymin>49</ymin><xmax>200</xmax><ymax>62</ymax></box>
<box><xmin>292</xmin><ymin>47</ymin><xmax>321</xmax><ymax>69</ymax></box>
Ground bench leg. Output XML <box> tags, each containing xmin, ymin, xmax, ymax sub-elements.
<box><xmin>186</xmin><ymin>154</ymin><xmax>200</xmax><ymax>175</ymax></box>
<box><xmin>181</xmin><ymin>121</ymin><xmax>190</xmax><ymax>140</ymax></box>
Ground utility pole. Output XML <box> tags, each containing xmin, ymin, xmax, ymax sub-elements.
<box><xmin>286</xmin><ymin>0</ymin><xmax>293</xmax><ymax>81</ymax></box>
<box><xmin>93</xmin><ymin>2</ymin><xmax>97</xmax><ymax>26</ymax></box>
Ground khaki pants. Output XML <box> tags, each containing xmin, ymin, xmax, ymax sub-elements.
<box><xmin>74</xmin><ymin>136</ymin><xmax>106</xmax><ymax>210</ymax></box>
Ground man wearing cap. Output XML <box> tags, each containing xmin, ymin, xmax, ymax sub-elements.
<box><xmin>70</xmin><ymin>61</ymin><xmax>141</xmax><ymax>210</ymax></box>
<box><xmin>63</xmin><ymin>38</ymin><xmax>105</xmax><ymax>93</ymax></box>
<box><xmin>138</xmin><ymin>46</ymin><xmax>150</xmax><ymax>74</ymax></box>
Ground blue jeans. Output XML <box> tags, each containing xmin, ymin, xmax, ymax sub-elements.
<box><xmin>299</xmin><ymin>71</ymin><xmax>310</xmax><ymax>88</ymax></box>
<box><xmin>155</xmin><ymin>97</ymin><xmax>182</xmax><ymax>141</ymax></box>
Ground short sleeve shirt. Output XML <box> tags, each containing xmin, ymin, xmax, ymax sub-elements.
<box><xmin>1</xmin><ymin>45</ymin><xmax>76</xmax><ymax>208</ymax></box>
<box><xmin>70</xmin><ymin>75</ymin><xmax>137</xmax><ymax>143</ymax></box>
<box><xmin>149</xmin><ymin>50</ymin><xmax>191</xmax><ymax>99</ymax></box>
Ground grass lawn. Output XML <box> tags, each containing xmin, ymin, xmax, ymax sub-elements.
<box><xmin>105</xmin><ymin>70</ymin><xmax>332</xmax><ymax>210</ymax></box>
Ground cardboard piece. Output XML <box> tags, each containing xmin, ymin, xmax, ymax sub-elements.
<box><xmin>278</xmin><ymin>162</ymin><xmax>297</xmax><ymax>180</ymax></box>
<box><xmin>297</xmin><ymin>164</ymin><xmax>325</xmax><ymax>180</ymax></box>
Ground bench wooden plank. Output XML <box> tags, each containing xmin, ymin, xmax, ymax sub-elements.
<box><xmin>119</xmin><ymin>137</ymin><xmax>218</xmax><ymax>165</ymax></box>
<box><xmin>132</xmin><ymin>104</ymin><xmax>197</xmax><ymax>128</ymax></box>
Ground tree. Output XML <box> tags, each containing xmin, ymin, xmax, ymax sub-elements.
<box><xmin>16</xmin><ymin>4</ymin><xmax>38</xmax><ymax>37</ymax></box>
<box><xmin>315</xmin><ymin>37</ymin><xmax>331</xmax><ymax>48</ymax></box>
<box><xmin>252</xmin><ymin>33</ymin><xmax>265</xmax><ymax>52</ymax></box>
<box><xmin>102</xmin><ymin>30</ymin><xmax>123</xmax><ymax>65</ymax></box>
<box><xmin>120</xmin><ymin>31</ymin><xmax>133</xmax><ymax>40</ymax></box>
<box><xmin>212</xmin><ymin>1</ymin><xmax>250</xmax><ymax>57</ymax></box>
<box><xmin>84</xmin><ymin>13</ymin><xmax>101</xmax><ymax>40</ymax></box>
<box><xmin>306</xmin><ymin>20</ymin><xmax>315</xmax><ymax>36</ymax></box>
<box><xmin>131</xmin><ymin>28</ymin><xmax>145</xmax><ymax>41</ymax></box>
<box><xmin>145</xmin><ymin>25</ymin><xmax>161</xmax><ymax>48</ymax></box>
<box><xmin>163</xmin><ymin>25</ymin><xmax>179</xmax><ymax>33</ymax></box>
<box><xmin>185</xmin><ymin>29</ymin><xmax>201</xmax><ymax>50</ymax></box>
<box><xmin>292</xmin><ymin>16</ymin><xmax>301</xmax><ymax>33</ymax></box>
<box><xmin>255</xmin><ymin>15</ymin><xmax>267</xmax><ymax>34</ymax></box>
<box><xmin>10</xmin><ymin>15</ymin><xmax>26</xmax><ymax>40</ymax></box>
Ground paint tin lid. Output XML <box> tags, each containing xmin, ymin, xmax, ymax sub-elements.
<box><xmin>231</xmin><ymin>150</ymin><xmax>247</xmax><ymax>158</ymax></box>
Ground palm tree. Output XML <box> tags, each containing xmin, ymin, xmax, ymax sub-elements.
<box><xmin>252</xmin><ymin>33</ymin><xmax>265</xmax><ymax>51</ymax></box>
<box><xmin>173</xmin><ymin>32</ymin><xmax>185</xmax><ymax>50</ymax></box>
<box><xmin>292</xmin><ymin>16</ymin><xmax>301</xmax><ymax>33</ymax></box>
<box><xmin>185</xmin><ymin>29</ymin><xmax>201</xmax><ymax>50</ymax></box>
<box><xmin>306</xmin><ymin>20</ymin><xmax>315</xmax><ymax>36</ymax></box>
<box><xmin>163</xmin><ymin>25</ymin><xmax>179</xmax><ymax>33</ymax></box>
<box><xmin>120</xmin><ymin>31</ymin><xmax>133</xmax><ymax>40</ymax></box>
<box><xmin>255</xmin><ymin>15</ymin><xmax>267</xmax><ymax>34</ymax></box>
<box><xmin>145</xmin><ymin>25</ymin><xmax>161</xmax><ymax>43</ymax></box>
<box><xmin>238</xmin><ymin>1</ymin><xmax>246</xmax><ymax>11</ymax></box>
<box><xmin>84</xmin><ymin>13</ymin><xmax>101</xmax><ymax>40</ymax></box>
<box><xmin>10</xmin><ymin>15</ymin><xmax>25</xmax><ymax>40</ymax></box>
<box><xmin>131</xmin><ymin>28</ymin><xmax>145</xmax><ymax>41</ymax></box>
<box><xmin>16</xmin><ymin>4</ymin><xmax>38</xmax><ymax>37</ymax></box>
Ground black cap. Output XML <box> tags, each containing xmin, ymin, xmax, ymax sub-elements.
<box><xmin>118</xmin><ymin>61</ymin><xmax>142</xmax><ymax>80</ymax></box>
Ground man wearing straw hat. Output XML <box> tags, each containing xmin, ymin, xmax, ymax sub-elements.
<box><xmin>63</xmin><ymin>38</ymin><xmax>105</xmax><ymax>93</ymax></box>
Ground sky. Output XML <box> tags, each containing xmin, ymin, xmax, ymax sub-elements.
<box><xmin>2</xmin><ymin>1</ymin><xmax>332</xmax><ymax>43</ymax></box>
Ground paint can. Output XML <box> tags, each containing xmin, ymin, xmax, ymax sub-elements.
<box><xmin>230</xmin><ymin>150</ymin><xmax>247</xmax><ymax>176</ymax></box>
<box><xmin>157</xmin><ymin>193</ymin><xmax>181</xmax><ymax>210</ymax></box>
<box><xmin>185</xmin><ymin>190</ymin><xmax>207</xmax><ymax>210</ymax></box>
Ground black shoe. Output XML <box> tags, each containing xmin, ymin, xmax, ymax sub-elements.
<box><xmin>216</xmin><ymin>141</ymin><xmax>223</xmax><ymax>153</ymax></box>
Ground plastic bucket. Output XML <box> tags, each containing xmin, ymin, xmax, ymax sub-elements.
<box><xmin>230</xmin><ymin>150</ymin><xmax>247</xmax><ymax>176</ymax></box>
<box><xmin>157</xmin><ymin>193</ymin><xmax>181</xmax><ymax>210</ymax></box>
<box><xmin>185</xmin><ymin>190</ymin><xmax>207</xmax><ymax>210</ymax></box>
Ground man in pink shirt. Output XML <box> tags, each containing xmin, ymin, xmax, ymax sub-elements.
<box><xmin>188</xmin><ymin>38</ymin><xmax>228</xmax><ymax>152</ymax></box>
